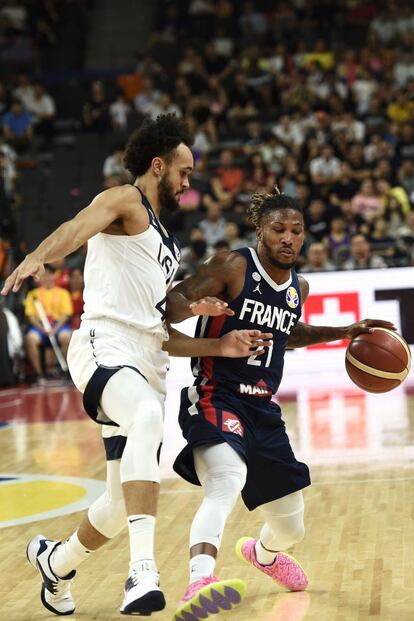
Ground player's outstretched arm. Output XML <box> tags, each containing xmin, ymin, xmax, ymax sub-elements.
<box><xmin>288</xmin><ymin>275</ymin><xmax>396</xmax><ymax>348</ymax></box>
<box><xmin>288</xmin><ymin>319</ymin><xmax>397</xmax><ymax>348</ymax></box>
<box><xmin>166</xmin><ymin>251</ymin><xmax>240</xmax><ymax>323</ymax></box>
<box><xmin>1</xmin><ymin>186</ymin><xmax>145</xmax><ymax>295</ymax></box>
<box><xmin>163</xmin><ymin>326</ymin><xmax>273</xmax><ymax>358</ymax></box>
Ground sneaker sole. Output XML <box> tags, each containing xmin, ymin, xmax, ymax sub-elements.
<box><xmin>121</xmin><ymin>590</ymin><xmax>166</xmax><ymax>616</ymax></box>
<box><xmin>235</xmin><ymin>537</ymin><xmax>308</xmax><ymax>592</ymax></box>
<box><xmin>173</xmin><ymin>579</ymin><xmax>246</xmax><ymax>621</ymax></box>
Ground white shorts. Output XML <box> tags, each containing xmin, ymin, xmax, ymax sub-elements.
<box><xmin>67</xmin><ymin>318</ymin><xmax>169</xmax><ymax>444</ymax></box>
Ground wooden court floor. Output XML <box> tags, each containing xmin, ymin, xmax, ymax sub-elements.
<box><xmin>1</xmin><ymin>380</ymin><xmax>414</xmax><ymax>621</ymax></box>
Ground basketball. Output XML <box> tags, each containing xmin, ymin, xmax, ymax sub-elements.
<box><xmin>345</xmin><ymin>328</ymin><xmax>411</xmax><ymax>393</ymax></box>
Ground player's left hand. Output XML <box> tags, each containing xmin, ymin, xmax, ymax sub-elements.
<box><xmin>344</xmin><ymin>319</ymin><xmax>396</xmax><ymax>340</ymax></box>
<box><xmin>219</xmin><ymin>329</ymin><xmax>273</xmax><ymax>358</ymax></box>
<box><xmin>190</xmin><ymin>297</ymin><xmax>235</xmax><ymax>317</ymax></box>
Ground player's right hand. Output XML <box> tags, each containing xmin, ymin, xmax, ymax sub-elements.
<box><xmin>1</xmin><ymin>256</ymin><xmax>45</xmax><ymax>295</ymax></box>
<box><xmin>190</xmin><ymin>297</ymin><xmax>235</xmax><ymax>317</ymax></box>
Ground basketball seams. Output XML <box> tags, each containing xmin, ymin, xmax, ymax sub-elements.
<box><xmin>370</xmin><ymin>328</ymin><xmax>411</xmax><ymax>367</ymax></box>
<box><xmin>349</xmin><ymin>339</ymin><xmax>408</xmax><ymax>372</ymax></box>
<box><xmin>346</xmin><ymin>350</ymin><xmax>409</xmax><ymax>381</ymax></box>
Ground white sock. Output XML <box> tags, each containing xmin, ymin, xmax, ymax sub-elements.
<box><xmin>127</xmin><ymin>514</ymin><xmax>157</xmax><ymax>575</ymax></box>
<box><xmin>51</xmin><ymin>531</ymin><xmax>91</xmax><ymax>578</ymax></box>
<box><xmin>189</xmin><ymin>554</ymin><xmax>216</xmax><ymax>583</ymax></box>
<box><xmin>255</xmin><ymin>540</ymin><xmax>277</xmax><ymax>566</ymax></box>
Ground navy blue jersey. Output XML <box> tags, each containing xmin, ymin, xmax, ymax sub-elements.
<box><xmin>191</xmin><ymin>247</ymin><xmax>302</xmax><ymax>397</ymax></box>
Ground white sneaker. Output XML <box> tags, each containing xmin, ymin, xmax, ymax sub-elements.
<box><xmin>27</xmin><ymin>534</ymin><xmax>76</xmax><ymax>616</ymax></box>
<box><xmin>120</xmin><ymin>570</ymin><xmax>166</xmax><ymax>615</ymax></box>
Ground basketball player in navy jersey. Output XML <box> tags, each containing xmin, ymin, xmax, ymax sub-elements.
<box><xmin>1</xmin><ymin>115</ymin><xmax>271</xmax><ymax>617</ymax></box>
<box><xmin>166</xmin><ymin>189</ymin><xmax>395</xmax><ymax>620</ymax></box>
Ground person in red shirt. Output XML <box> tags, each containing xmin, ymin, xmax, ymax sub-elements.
<box><xmin>68</xmin><ymin>268</ymin><xmax>84</xmax><ymax>329</ymax></box>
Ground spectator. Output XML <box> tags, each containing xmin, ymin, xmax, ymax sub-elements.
<box><xmin>133</xmin><ymin>76</ymin><xmax>161</xmax><ymax>117</ymax></box>
<box><xmin>309</xmin><ymin>144</ymin><xmax>342</xmax><ymax>188</ymax></box>
<box><xmin>24</xmin><ymin>266</ymin><xmax>73</xmax><ymax>382</ymax></box>
<box><xmin>343</xmin><ymin>234</ymin><xmax>387</xmax><ymax>270</ymax></box>
<box><xmin>324</xmin><ymin>216</ymin><xmax>351</xmax><ymax>267</ymax></box>
<box><xmin>3</xmin><ymin>99</ymin><xmax>33</xmax><ymax>153</ymax></box>
<box><xmin>26</xmin><ymin>83</ymin><xmax>56</xmax><ymax>147</ymax></box>
<box><xmin>68</xmin><ymin>268</ymin><xmax>84</xmax><ymax>330</ymax></box>
<box><xmin>103</xmin><ymin>145</ymin><xmax>125</xmax><ymax>180</ymax></box>
<box><xmin>210</xmin><ymin>149</ymin><xmax>245</xmax><ymax>207</ymax></box>
<box><xmin>351</xmin><ymin>178</ymin><xmax>384</xmax><ymax>223</ymax></box>
<box><xmin>301</xmin><ymin>242</ymin><xmax>336</xmax><ymax>273</ymax></box>
<box><xmin>305</xmin><ymin>199</ymin><xmax>330</xmax><ymax>242</ymax></box>
<box><xmin>0</xmin><ymin>300</ymin><xmax>22</xmax><ymax>387</ymax></box>
<box><xmin>83</xmin><ymin>80</ymin><xmax>110</xmax><ymax>133</ymax></box>
<box><xmin>199</xmin><ymin>201</ymin><xmax>227</xmax><ymax>246</ymax></box>
<box><xmin>109</xmin><ymin>91</ymin><xmax>132</xmax><ymax>132</ymax></box>
<box><xmin>224</xmin><ymin>221</ymin><xmax>244</xmax><ymax>250</ymax></box>
<box><xmin>176</xmin><ymin>239</ymin><xmax>208</xmax><ymax>279</ymax></box>
<box><xmin>12</xmin><ymin>73</ymin><xmax>35</xmax><ymax>110</ymax></box>
<box><xmin>368</xmin><ymin>216</ymin><xmax>398</xmax><ymax>264</ymax></box>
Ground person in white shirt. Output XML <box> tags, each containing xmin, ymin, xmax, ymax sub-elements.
<box><xmin>27</xmin><ymin>83</ymin><xmax>56</xmax><ymax>146</ymax></box>
<box><xmin>309</xmin><ymin>144</ymin><xmax>342</xmax><ymax>186</ymax></box>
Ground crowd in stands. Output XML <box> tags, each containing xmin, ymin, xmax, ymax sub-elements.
<box><xmin>1</xmin><ymin>0</ymin><xmax>414</xmax><ymax>385</ymax></box>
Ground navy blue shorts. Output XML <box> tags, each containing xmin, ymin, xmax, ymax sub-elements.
<box><xmin>173</xmin><ymin>383</ymin><xmax>311</xmax><ymax>511</ymax></box>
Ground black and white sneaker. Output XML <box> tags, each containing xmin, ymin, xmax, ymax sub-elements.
<box><xmin>120</xmin><ymin>569</ymin><xmax>166</xmax><ymax>616</ymax></box>
<box><xmin>27</xmin><ymin>534</ymin><xmax>76</xmax><ymax>615</ymax></box>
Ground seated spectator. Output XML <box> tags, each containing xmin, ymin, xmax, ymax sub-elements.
<box><xmin>387</xmin><ymin>91</ymin><xmax>414</xmax><ymax>125</ymax></box>
<box><xmin>343</xmin><ymin>234</ymin><xmax>387</xmax><ymax>270</ymax></box>
<box><xmin>176</xmin><ymin>239</ymin><xmax>208</xmax><ymax>279</ymax></box>
<box><xmin>0</xmin><ymin>300</ymin><xmax>22</xmax><ymax>387</ymax></box>
<box><xmin>24</xmin><ymin>266</ymin><xmax>73</xmax><ymax>382</ymax></box>
<box><xmin>83</xmin><ymin>80</ymin><xmax>110</xmax><ymax>132</ymax></box>
<box><xmin>397</xmin><ymin>159</ymin><xmax>414</xmax><ymax>200</ymax></box>
<box><xmin>149</xmin><ymin>92</ymin><xmax>181</xmax><ymax>121</ymax></box>
<box><xmin>26</xmin><ymin>83</ymin><xmax>55</xmax><ymax>147</ymax></box>
<box><xmin>199</xmin><ymin>201</ymin><xmax>227</xmax><ymax>246</ymax></box>
<box><xmin>301</xmin><ymin>242</ymin><xmax>335</xmax><ymax>273</ymax></box>
<box><xmin>384</xmin><ymin>195</ymin><xmax>407</xmax><ymax>238</ymax></box>
<box><xmin>368</xmin><ymin>217</ymin><xmax>398</xmax><ymax>264</ymax></box>
<box><xmin>133</xmin><ymin>76</ymin><xmax>161</xmax><ymax>117</ymax></box>
<box><xmin>210</xmin><ymin>149</ymin><xmax>245</xmax><ymax>207</ymax></box>
<box><xmin>68</xmin><ymin>268</ymin><xmax>84</xmax><ymax>330</ymax></box>
<box><xmin>309</xmin><ymin>144</ymin><xmax>342</xmax><ymax>188</ymax></box>
<box><xmin>304</xmin><ymin>199</ymin><xmax>330</xmax><ymax>242</ymax></box>
<box><xmin>212</xmin><ymin>239</ymin><xmax>231</xmax><ymax>254</ymax></box>
<box><xmin>224</xmin><ymin>221</ymin><xmax>244</xmax><ymax>250</ymax></box>
<box><xmin>324</xmin><ymin>216</ymin><xmax>351</xmax><ymax>267</ymax></box>
<box><xmin>103</xmin><ymin>145</ymin><xmax>125</xmax><ymax>179</ymax></box>
<box><xmin>12</xmin><ymin>73</ymin><xmax>35</xmax><ymax>111</ymax></box>
<box><xmin>3</xmin><ymin>99</ymin><xmax>33</xmax><ymax>153</ymax></box>
<box><xmin>351</xmin><ymin>178</ymin><xmax>384</xmax><ymax>222</ymax></box>
<box><xmin>109</xmin><ymin>90</ymin><xmax>132</xmax><ymax>132</ymax></box>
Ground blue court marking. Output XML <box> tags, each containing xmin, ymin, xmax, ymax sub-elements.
<box><xmin>0</xmin><ymin>422</ymin><xmax>9</xmax><ymax>429</ymax></box>
<box><xmin>0</xmin><ymin>477</ymin><xmax>17</xmax><ymax>482</ymax></box>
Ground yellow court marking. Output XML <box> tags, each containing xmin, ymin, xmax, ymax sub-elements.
<box><xmin>0</xmin><ymin>480</ymin><xmax>86</xmax><ymax>521</ymax></box>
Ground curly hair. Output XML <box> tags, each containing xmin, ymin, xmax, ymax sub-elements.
<box><xmin>123</xmin><ymin>114</ymin><xmax>194</xmax><ymax>178</ymax></box>
<box><xmin>247</xmin><ymin>186</ymin><xmax>303</xmax><ymax>226</ymax></box>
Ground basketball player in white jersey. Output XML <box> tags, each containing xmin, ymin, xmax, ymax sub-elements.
<box><xmin>1</xmin><ymin>114</ymin><xmax>271</xmax><ymax>616</ymax></box>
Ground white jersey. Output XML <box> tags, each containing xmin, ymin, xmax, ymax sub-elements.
<box><xmin>81</xmin><ymin>187</ymin><xmax>180</xmax><ymax>339</ymax></box>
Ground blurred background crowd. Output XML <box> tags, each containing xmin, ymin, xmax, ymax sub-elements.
<box><xmin>0</xmin><ymin>0</ymin><xmax>414</xmax><ymax>385</ymax></box>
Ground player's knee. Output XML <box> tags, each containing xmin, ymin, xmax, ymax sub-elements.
<box><xmin>263</xmin><ymin>510</ymin><xmax>305</xmax><ymax>549</ymax></box>
<box><xmin>129</xmin><ymin>401</ymin><xmax>163</xmax><ymax>449</ymax></box>
<box><xmin>88</xmin><ymin>497</ymin><xmax>127</xmax><ymax>539</ymax></box>
<box><xmin>203</xmin><ymin>466</ymin><xmax>246</xmax><ymax>509</ymax></box>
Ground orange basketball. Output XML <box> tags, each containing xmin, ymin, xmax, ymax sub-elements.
<box><xmin>345</xmin><ymin>328</ymin><xmax>411</xmax><ymax>393</ymax></box>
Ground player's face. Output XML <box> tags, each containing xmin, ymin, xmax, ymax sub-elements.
<box><xmin>159</xmin><ymin>143</ymin><xmax>193</xmax><ymax>212</ymax></box>
<box><xmin>258</xmin><ymin>209</ymin><xmax>305</xmax><ymax>269</ymax></box>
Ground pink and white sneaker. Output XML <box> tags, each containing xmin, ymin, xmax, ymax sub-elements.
<box><xmin>173</xmin><ymin>575</ymin><xmax>246</xmax><ymax>621</ymax></box>
<box><xmin>235</xmin><ymin>537</ymin><xmax>308</xmax><ymax>592</ymax></box>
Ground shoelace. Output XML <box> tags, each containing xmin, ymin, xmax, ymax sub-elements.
<box><xmin>126</xmin><ymin>570</ymin><xmax>160</xmax><ymax>592</ymax></box>
<box><xmin>49</xmin><ymin>578</ymin><xmax>73</xmax><ymax>601</ymax></box>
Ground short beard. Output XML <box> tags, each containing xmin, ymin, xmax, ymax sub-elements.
<box><xmin>262</xmin><ymin>238</ymin><xmax>297</xmax><ymax>270</ymax></box>
<box><xmin>158</xmin><ymin>174</ymin><xmax>180</xmax><ymax>212</ymax></box>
